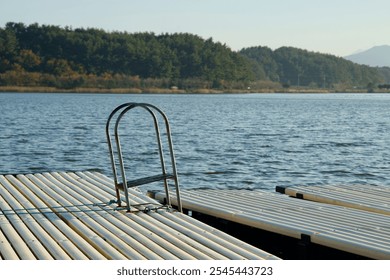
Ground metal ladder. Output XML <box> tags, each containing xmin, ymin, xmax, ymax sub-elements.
<box><xmin>105</xmin><ymin>103</ymin><xmax>182</xmax><ymax>212</ymax></box>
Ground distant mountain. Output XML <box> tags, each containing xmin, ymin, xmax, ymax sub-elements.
<box><xmin>345</xmin><ymin>45</ymin><xmax>390</xmax><ymax>67</ymax></box>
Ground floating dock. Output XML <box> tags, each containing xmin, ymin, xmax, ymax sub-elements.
<box><xmin>276</xmin><ymin>184</ymin><xmax>390</xmax><ymax>216</ymax></box>
<box><xmin>150</xmin><ymin>188</ymin><xmax>390</xmax><ymax>259</ymax></box>
<box><xmin>3</xmin><ymin>102</ymin><xmax>389</xmax><ymax>260</ymax></box>
<box><xmin>0</xmin><ymin>171</ymin><xmax>279</xmax><ymax>260</ymax></box>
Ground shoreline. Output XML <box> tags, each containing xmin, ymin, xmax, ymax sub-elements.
<box><xmin>0</xmin><ymin>85</ymin><xmax>388</xmax><ymax>94</ymax></box>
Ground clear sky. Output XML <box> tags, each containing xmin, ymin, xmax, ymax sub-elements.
<box><xmin>1</xmin><ymin>0</ymin><xmax>389</xmax><ymax>57</ymax></box>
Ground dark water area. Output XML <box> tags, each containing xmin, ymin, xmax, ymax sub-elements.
<box><xmin>1</xmin><ymin>92</ymin><xmax>390</xmax><ymax>191</ymax></box>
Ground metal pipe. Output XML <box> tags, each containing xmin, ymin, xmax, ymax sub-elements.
<box><xmin>106</xmin><ymin>102</ymin><xmax>182</xmax><ymax>213</ymax></box>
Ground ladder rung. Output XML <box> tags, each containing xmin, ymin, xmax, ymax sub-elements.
<box><xmin>117</xmin><ymin>174</ymin><xmax>175</xmax><ymax>190</ymax></box>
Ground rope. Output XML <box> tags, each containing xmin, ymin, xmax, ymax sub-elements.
<box><xmin>0</xmin><ymin>200</ymin><xmax>173</xmax><ymax>216</ymax></box>
<box><xmin>0</xmin><ymin>199</ymin><xmax>119</xmax><ymax>216</ymax></box>
<box><xmin>114</xmin><ymin>203</ymin><xmax>173</xmax><ymax>213</ymax></box>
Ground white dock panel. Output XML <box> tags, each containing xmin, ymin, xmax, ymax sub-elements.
<box><xmin>276</xmin><ymin>185</ymin><xmax>390</xmax><ymax>215</ymax></box>
<box><xmin>0</xmin><ymin>172</ymin><xmax>279</xmax><ymax>260</ymax></box>
<box><xmin>151</xmin><ymin>189</ymin><xmax>390</xmax><ymax>259</ymax></box>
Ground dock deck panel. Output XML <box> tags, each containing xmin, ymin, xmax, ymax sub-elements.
<box><xmin>0</xmin><ymin>172</ymin><xmax>278</xmax><ymax>260</ymax></box>
<box><xmin>276</xmin><ymin>185</ymin><xmax>390</xmax><ymax>216</ymax></box>
<box><xmin>151</xmin><ymin>189</ymin><xmax>390</xmax><ymax>259</ymax></box>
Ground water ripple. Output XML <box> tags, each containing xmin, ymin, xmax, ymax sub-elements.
<box><xmin>1</xmin><ymin>93</ymin><xmax>390</xmax><ymax>191</ymax></box>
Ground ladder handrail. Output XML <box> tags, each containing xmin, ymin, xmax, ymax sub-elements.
<box><xmin>106</xmin><ymin>102</ymin><xmax>135</xmax><ymax>207</ymax></box>
<box><xmin>106</xmin><ymin>103</ymin><xmax>182</xmax><ymax>212</ymax></box>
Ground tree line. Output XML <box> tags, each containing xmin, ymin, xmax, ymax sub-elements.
<box><xmin>239</xmin><ymin>46</ymin><xmax>383</xmax><ymax>90</ymax></box>
<box><xmin>0</xmin><ymin>22</ymin><xmax>386</xmax><ymax>91</ymax></box>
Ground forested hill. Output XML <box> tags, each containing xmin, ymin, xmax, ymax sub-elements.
<box><xmin>240</xmin><ymin>46</ymin><xmax>382</xmax><ymax>89</ymax></box>
<box><xmin>0</xmin><ymin>22</ymin><xmax>385</xmax><ymax>91</ymax></box>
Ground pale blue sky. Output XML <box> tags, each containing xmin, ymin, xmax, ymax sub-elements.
<box><xmin>1</xmin><ymin>0</ymin><xmax>389</xmax><ymax>56</ymax></box>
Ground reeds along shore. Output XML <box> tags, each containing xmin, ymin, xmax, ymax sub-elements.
<box><xmin>2</xmin><ymin>86</ymin><xmax>387</xmax><ymax>94</ymax></box>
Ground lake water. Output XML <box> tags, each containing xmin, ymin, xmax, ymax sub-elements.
<box><xmin>1</xmin><ymin>92</ymin><xmax>390</xmax><ymax>191</ymax></box>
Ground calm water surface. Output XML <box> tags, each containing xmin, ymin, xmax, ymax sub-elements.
<box><xmin>1</xmin><ymin>92</ymin><xmax>390</xmax><ymax>191</ymax></box>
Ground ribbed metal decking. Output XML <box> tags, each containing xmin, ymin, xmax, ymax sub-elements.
<box><xmin>0</xmin><ymin>171</ymin><xmax>279</xmax><ymax>260</ymax></box>
<box><xmin>151</xmin><ymin>189</ymin><xmax>390</xmax><ymax>259</ymax></box>
<box><xmin>276</xmin><ymin>185</ymin><xmax>390</xmax><ymax>216</ymax></box>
